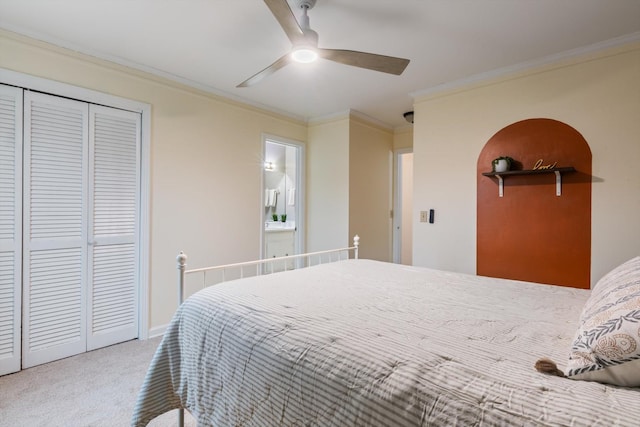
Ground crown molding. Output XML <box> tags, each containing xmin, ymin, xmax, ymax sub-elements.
<box><xmin>0</xmin><ymin>27</ymin><xmax>307</xmax><ymax>124</ymax></box>
<box><xmin>411</xmin><ymin>32</ymin><xmax>640</xmax><ymax>100</ymax></box>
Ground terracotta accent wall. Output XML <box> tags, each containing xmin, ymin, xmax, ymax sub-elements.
<box><xmin>477</xmin><ymin>118</ymin><xmax>592</xmax><ymax>288</ymax></box>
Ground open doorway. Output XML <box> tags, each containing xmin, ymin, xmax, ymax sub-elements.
<box><xmin>263</xmin><ymin>137</ymin><xmax>304</xmax><ymax>267</ymax></box>
<box><xmin>393</xmin><ymin>149</ymin><xmax>413</xmax><ymax>265</ymax></box>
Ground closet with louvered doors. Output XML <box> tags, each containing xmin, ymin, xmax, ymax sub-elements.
<box><xmin>0</xmin><ymin>85</ymin><xmax>141</xmax><ymax>375</ymax></box>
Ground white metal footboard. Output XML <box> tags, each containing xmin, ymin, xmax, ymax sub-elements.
<box><xmin>174</xmin><ymin>235</ymin><xmax>359</xmax><ymax>427</ymax></box>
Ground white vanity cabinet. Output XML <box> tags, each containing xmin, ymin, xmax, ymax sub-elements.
<box><xmin>265</xmin><ymin>230</ymin><xmax>295</xmax><ymax>258</ymax></box>
<box><xmin>265</xmin><ymin>230</ymin><xmax>295</xmax><ymax>271</ymax></box>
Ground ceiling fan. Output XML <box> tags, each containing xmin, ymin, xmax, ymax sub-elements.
<box><xmin>237</xmin><ymin>0</ymin><xmax>410</xmax><ymax>88</ymax></box>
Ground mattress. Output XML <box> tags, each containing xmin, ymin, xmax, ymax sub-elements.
<box><xmin>131</xmin><ymin>259</ymin><xmax>640</xmax><ymax>426</ymax></box>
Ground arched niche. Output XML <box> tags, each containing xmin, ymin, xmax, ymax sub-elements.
<box><xmin>477</xmin><ymin>118</ymin><xmax>592</xmax><ymax>288</ymax></box>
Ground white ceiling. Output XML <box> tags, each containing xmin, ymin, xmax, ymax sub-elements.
<box><xmin>2</xmin><ymin>0</ymin><xmax>639</xmax><ymax>129</ymax></box>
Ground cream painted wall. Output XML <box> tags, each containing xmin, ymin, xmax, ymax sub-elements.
<box><xmin>306</xmin><ymin>117</ymin><xmax>350</xmax><ymax>252</ymax></box>
<box><xmin>393</xmin><ymin>127</ymin><xmax>413</xmax><ymax>150</ymax></box>
<box><xmin>0</xmin><ymin>30</ymin><xmax>307</xmax><ymax>331</ymax></box>
<box><xmin>349</xmin><ymin>116</ymin><xmax>394</xmax><ymax>261</ymax></box>
<box><xmin>306</xmin><ymin>113</ymin><xmax>394</xmax><ymax>260</ymax></box>
<box><xmin>413</xmin><ymin>42</ymin><xmax>640</xmax><ymax>287</ymax></box>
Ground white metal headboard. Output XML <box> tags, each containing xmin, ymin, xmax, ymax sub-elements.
<box><xmin>177</xmin><ymin>235</ymin><xmax>359</xmax><ymax>306</ymax></box>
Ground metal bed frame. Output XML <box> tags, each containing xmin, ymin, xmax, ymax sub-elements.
<box><xmin>174</xmin><ymin>235</ymin><xmax>359</xmax><ymax>426</ymax></box>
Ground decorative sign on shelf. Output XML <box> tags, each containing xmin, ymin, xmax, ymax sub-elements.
<box><xmin>532</xmin><ymin>159</ymin><xmax>557</xmax><ymax>170</ymax></box>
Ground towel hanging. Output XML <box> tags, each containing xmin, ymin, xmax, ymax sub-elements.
<box><xmin>267</xmin><ymin>189</ymin><xmax>278</xmax><ymax>207</ymax></box>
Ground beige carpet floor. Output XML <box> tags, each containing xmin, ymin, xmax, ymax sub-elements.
<box><xmin>0</xmin><ymin>337</ymin><xmax>196</xmax><ymax>427</ymax></box>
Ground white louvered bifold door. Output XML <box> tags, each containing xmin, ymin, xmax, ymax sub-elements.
<box><xmin>0</xmin><ymin>84</ymin><xmax>23</xmax><ymax>376</ymax></box>
<box><xmin>87</xmin><ymin>105</ymin><xmax>140</xmax><ymax>350</ymax></box>
<box><xmin>22</xmin><ymin>92</ymin><xmax>89</xmax><ymax>368</ymax></box>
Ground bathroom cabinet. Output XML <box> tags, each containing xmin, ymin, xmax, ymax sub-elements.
<box><xmin>265</xmin><ymin>230</ymin><xmax>295</xmax><ymax>270</ymax></box>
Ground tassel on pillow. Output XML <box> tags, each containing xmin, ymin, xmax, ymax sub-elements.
<box><xmin>535</xmin><ymin>358</ymin><xmax>566</xmax><ymax>378</ymax></box>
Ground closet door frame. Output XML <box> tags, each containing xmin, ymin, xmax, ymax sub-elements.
<box><xmin>0</xmin><ymin>68</ymin><xmax>151</xmax><ymax>341</ymax></box>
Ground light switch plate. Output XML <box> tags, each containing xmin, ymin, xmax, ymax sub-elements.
<box><xmin>420</xmin><ymin>211</ymin><xmax>428</xmax><ymax>222</ymax></box>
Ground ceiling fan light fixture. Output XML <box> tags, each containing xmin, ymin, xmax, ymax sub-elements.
<box><xmin>291</xmin><ymin>47</ymin><xmax>318</xmax><ymax>63</ymax></box>
<box><xmin>403</xmin><ymin>111</ymin><xmax>414</xmax><ymax>124</ymax></box>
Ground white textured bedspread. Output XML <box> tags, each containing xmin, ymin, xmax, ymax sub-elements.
<box><xmin>132</xmin><ymin>259</ymin><xmax>640</xmax><ymax>426</ymax></box>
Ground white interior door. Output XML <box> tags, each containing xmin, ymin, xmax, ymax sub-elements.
<box><xmin>393</xmin><ymin>150</ymin><xmax>413</xmax><ymax>265</ymax></box>
<box><xmin>22</xmin><ymin>91</ymin><xmax>89</xmax><ymax>368</ymax></box>
<box><xmin>87</xmin><ymin>105</ymin><xmax>140</xmax><ymax>350</ymax></box>
<box><xmin>0</xmin><ymin>84</ymin><xmax>23</xmax><ymax>376</ymax></box>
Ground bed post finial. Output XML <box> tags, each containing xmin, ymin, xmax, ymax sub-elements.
<box><xmin>177</xmin><ymin>251</ymin><xmax>187</xmax><ymax>268</ymax></box>
<box><xmin>177</xmin><ymin>252</ymin><xmax>187</xmax><ymax>306</ymax></box>
<box><xmin>353</xmin><ymin>235</ymin><xmax>359</xmax><ymax>259</ymax></box>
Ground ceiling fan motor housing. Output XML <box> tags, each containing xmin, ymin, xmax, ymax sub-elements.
<box><xmin>294</xmin><ymin>0</ymin><xmax>318</xmax><ymax>45</ymax></box>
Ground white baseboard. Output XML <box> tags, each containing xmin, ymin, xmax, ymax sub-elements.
<box><xmin>147</xmin><ymin>324</ymin><xmax>168</xmax><ymax>339</ymax></box>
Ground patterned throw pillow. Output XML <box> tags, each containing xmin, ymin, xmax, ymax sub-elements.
<box><xmin>566</xmin><ymin>256</ymin><xmax>640</xmax><ymax>387</ymax></box>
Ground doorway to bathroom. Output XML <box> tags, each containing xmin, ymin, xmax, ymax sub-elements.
<box><xmin>393</xmin><ymin>149</ymin><xmax>413</xmax><ymax>265</ymax></box>
<box><xmin>263</xmin><ymin>137</ymin><xmax>304</xmax><ymax>268</ymax></box>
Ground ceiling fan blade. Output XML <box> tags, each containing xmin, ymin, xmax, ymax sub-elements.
<box><xmin>263</xmin><ymin>0</ymin><xmax>304</xmax><ymax>45</ymax></box>
<box><xmin>318</xmin><ymin>48</ymin><xmax>410</xmax><ymax>75</ymax></box>
<box><xmin>237</xmin><ymin>53</ymin><xmax>293</xmax><ymax>88</ymax></box>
